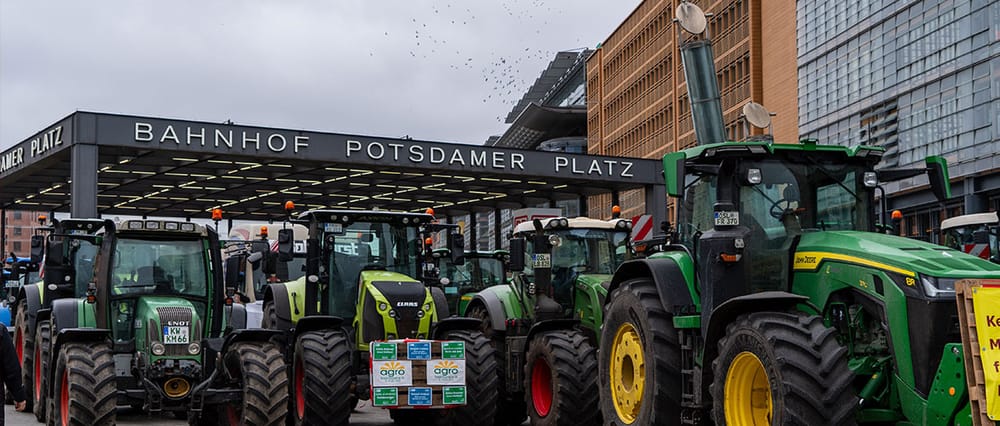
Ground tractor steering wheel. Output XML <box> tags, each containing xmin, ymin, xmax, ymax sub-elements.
<box><xmin>769</xmin><ymin>198</ymin><xmax>805</xmax><ymax>220</ymax></box>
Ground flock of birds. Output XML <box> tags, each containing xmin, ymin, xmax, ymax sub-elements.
<box><xmin>368</xmin><ymin>1</ymin><xmax>588</xmax><ymax>124</ymax></box>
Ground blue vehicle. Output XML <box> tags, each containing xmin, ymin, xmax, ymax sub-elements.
<box><xmin>3</xmin><ymin>256</ymin><xmax>38</xmax><ymax>333</ymax></box>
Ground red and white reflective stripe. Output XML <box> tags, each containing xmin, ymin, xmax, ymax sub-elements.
<box><xmin>963</xmin><ymin>243</ymin><xmax>990</xmax><ymax>260</ymax></box>
<box><xmin>270</xmin><ymin>240</ymin><xmax>279</xmax><ymax>252</ymax></box>
<box><xmin>631</xmin><ymin>214</ymin><xmax>654</xmax><ymax>241</ymax></box>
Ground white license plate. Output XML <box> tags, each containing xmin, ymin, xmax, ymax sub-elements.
<box><xmin>714</xmin><ymin>211</ymin><xmax>740</xmax><ymax>226</ymax></box>
<box><xmin>162</xmin><ymin>326</ymin><xmax>190</xmax><ymax>344</ymax></box>
<box><xmin>5</xmin><ymin>280</ymin><xmax>19</xmax><ymax>288</ymax></box>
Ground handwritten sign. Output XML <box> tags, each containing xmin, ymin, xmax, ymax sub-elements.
<box><xmin>972</xmin><ymin>286</ymin><xmax>1000</xmax><ymax>420</ymax></box>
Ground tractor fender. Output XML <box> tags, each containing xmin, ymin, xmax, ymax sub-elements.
<box><xmin>16</xmin><ymin>283</ymin><xmax>43</xmax><ymax>334</ymax></box>
<box><xmin>468</xmin><ymin>291</ymin><xmax>509</xmax><ymax>332</ymax></box>
<box><xmin>263</xmin><ymin>282</ymin><xmax>294</xmax><ymax>332</ymax></box>
<box><xmin>703</xmin><ymin>291</ymin><xmax>811</xmax><ymax>362</ymax></box>
<box><xmin>50</xmin><ymin>298</ymin><xmax>83</xmax><ymax>333</ymax></box>
<box><xmin>229</xmin><ymin>303</ymin><xmax>247</xmax><ymax>331</ymax></box>
<box><xmin>293</xmin><ymin>315</ymin><xmax>345</xmax><ymax>340</ymax></box>
<box><xmin>431</xmin><ymin>317</ymin><xmax>483</xmax><ymax>340</ymax></box>
<box><xmin>523</xmin><ymin>319</ymin><xmax>579</xmax><ymax>355</ymax></box>
<box><xmin>222</xmin><ymin>328</ymin><xmax>285</xmax><ymax>351</ymax></box>
<box><xmin>608</xmin><ymin>258</ymin><xmax>695</xmax><ymax>315</ymax></box>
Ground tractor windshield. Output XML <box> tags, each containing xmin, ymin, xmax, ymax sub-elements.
<box><xmin>111</xmin><ymin>237</ymin><xmax>210</xmax><ymax>298</ymax></box>
<box><xmin>323</xmin><ymin>221</ymin><xmax>420</xmax><ymax>319</ymax></box>
<box><xmin>944</xmin><ymin>224</ymin><xmax>998</xmax><ymax>262</ymax></box>
<box><xmin>440</xmin><ymin>255</ymin><xmax>506</xmax><ymax>290</ymax></box>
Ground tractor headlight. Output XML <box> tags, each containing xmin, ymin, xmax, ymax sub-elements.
<box><xmin>417</xmin><ymin>309</ymin><xmax>425</xmax><ymax>318</ymax></box>
<box><xmin>378</xmin><ymin>302</ymin><xmax>388</xmax><ymax>311</ymax></box>
<box><xmin>919</xmin><ymin>275</ymin><xmax>957</xmax><ymax>298</ymax></box>
<box><xmin>151</xmin><ymin>342</ymin><xmax>166</xmax><ymax>356</ymax></box>
<box><xmin>187</xmin><ymin>342</ymin><xmax>201</xmax><ymax>355</ymax></box>
<box><xmin>747</xmin><ymin>168</ymin><xmax>762</xmax><ymax>184</ymax></box>
<box><xmin>548</xmin><ymin>235</ymin><xmax>562</xmax><ymax>247</ymax></box>
<box><xmin>388</xmin><ymin>310</ymin><xmax>398</xmax><ymax>318</ymax></box>
<box><xmin>863</xmin><ymin>172</ymin><xmax>878</xmax><ymax>187</ymax></box>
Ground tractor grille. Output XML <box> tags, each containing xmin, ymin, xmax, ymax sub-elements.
<box><xmin>152</xmin><ymin>307</ymin><xmax>196</xmax><ymax>356</ymax></box>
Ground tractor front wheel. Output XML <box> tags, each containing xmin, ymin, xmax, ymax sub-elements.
<box><xmin>524</xmin><ymin>330</ymin><xmax>600</xmax><ymax>426</ymax></box>
<box><xmin>292</xmin><ymin>330</ymin><xmax>353</xmax><ymax>426</ymax></box>
<box><xmin>599</xmin><ymin>278</ymin><xmax>681</xmax><ymax>426</ymax></box>
<box><xmin>709</xmin><ymin>311</ymin><xmax>857</xmax><ymax>425</ymax></box>
<box><xmin>32</xmin><ymin>320</ymin><xmax>51</xmax><ymax>422</ymax></box>
<box><xmin>466</xmin><ymin>304</ymin><xmax>526</xmax><ymax>426</ymax></box>
<box><xmin>49</xmin><ymin>343</ymin><xmax>117</xmax><ymax>426</ymax></box>
<box><xmin>432</xmin><ymin>329</ymin><xmax>498</xmax><ymax>426</ymax></box>
<box><xmin>222</xmin><ymin>342</ymin><xmax>289</xmax><ymax>426</ymax></box>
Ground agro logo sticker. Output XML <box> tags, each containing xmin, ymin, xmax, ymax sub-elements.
<box><xmin>372</xmin><ymin>360</ymin><xmax>412</xmax><ymax>387</ymax></box>
<box><xmin>426</xmin><ymin>359</ymin><xmax>465</xmax><ymax>385</ymax></box>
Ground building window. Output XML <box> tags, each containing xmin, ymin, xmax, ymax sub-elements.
<box><xmin>13</xmin><ymin>227</ymin><xmax>22</xmax><ymax>236</ymax></box>
<box><xmin>13</xmin><ymin>211</ymin><xmax>22</xmax><ymax>220</ymax></box>
<box><xmin>13</xmin><ymin>241</ymin><xmax>22</xmax><ymax>252</ymax></box>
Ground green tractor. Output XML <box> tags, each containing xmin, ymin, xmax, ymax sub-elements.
<box><xmin>435</xmin><ymin>249</ymin><xmax>509</xmax><ymax>316</ymax></box>
<box><xmin>12</xmin><ymin>217</ymin><xmax>105</xmax><ymax>420</ymax></box>
<box><xmin>262</xmin><ymin>208</ymin><xmax>499</xmax><ymax>426</ymax></box>
<box><xmin>35</xmin><ymin>218</ymin><xmax>288</xmax><ymax>425</ymax></box>
<box><xmin>464</xmin><ymin>215</ymin><xmax>631</xmax><ymax>425</ymax></box>
<box><xmin>598</xmin><ymin>3</ymin><xmax>1000</xmax><ymax>425</ymax></box>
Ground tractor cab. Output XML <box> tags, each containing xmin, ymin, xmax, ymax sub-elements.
<box><xmin>941</xmin><ymin>211</ymin><xmax>999</xmax><ymax>263</ymax></box>
<box><xmin>437</xmin><ymin>249</ymin><xmax>508</xmax><ymax>315</ymax></box>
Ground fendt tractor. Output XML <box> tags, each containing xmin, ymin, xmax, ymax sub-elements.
<box><xmin>262</xmin><ymin>206</ymin><xmax>499</xmax><ymax>426</ymax></box>
<box><xmin>12</xmin><ymin>217</ymin><xmax>105</xmax><ymax>420</ymax></box>
<box><xmin>434</xmin><ymin>248</ymin><xmax>509</xmax><ymax>316</ymax></box>
<box><xmin>598</xmin><ymin>3</ymin><xmax>1000</xmax><ymax>425</ymax></box>
<box><xmin>942</xmin><ymin>212</ymin><xmax>999</xmax><ymax>263</ymax></box>
<box><xmin>33</xmin><ymin>218</ymin><xmax>288</xmax><ymax>426</ymax></box>
<box><xmin>465</xmin><ymin>214</ymin><xmax>631</xmax><ymax>425</ymax></box>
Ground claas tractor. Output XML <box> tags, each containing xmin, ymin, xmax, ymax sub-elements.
<box><xmin>436</xmin><ymin>249</ymin><xmax>509</xmax><ymax>316</ymax></box>
<box><xmin>34</xmin><ymin>218</ymin><xmax>288</xmax><ymax>426</ymax></box>
<box><xmin>262</xmin><ymin>208</ymin><xmax>499</xmax><ymax>426</ymax></box>
<box><xmin>464</xmin><ymin>215</ymin><xmax>631</xmax><ymax>425</ymax></box>
<box><xmin>598</xmin><ymin>3</ymin><xmax>1000</xmax><ymax>425</ymax></box>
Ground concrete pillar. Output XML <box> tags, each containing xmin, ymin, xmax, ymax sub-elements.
<box><xmin>963</xmin><ymin>177</ymin><xmax>986</xmax><ymax>214</ymax></box>
<box><xmin>70</xmin><ymin>143</ymin><xmax>99</xmax><ymax>218</ymax></box>
<box><xmin>645</xmin><ymin>184</ymin><xmax>667</xmax><ymax>228</ymax></box>
<box><xmin>469</xmin><ymin>211</ymin><xmax>478</xmax><ymax>252</ymax></box>
<box><xmin>493</xmin><ymin>208</ymin><xmax>502</xmax><ymax>251</ymax></box>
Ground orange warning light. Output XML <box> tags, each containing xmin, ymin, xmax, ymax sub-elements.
<box><xmin>891</xmin><ymin>210</ymin><xmax>903</xmax><ymax>220</ymax></box>
<box><xmin>284</xmin><ymin>201</ymin><xmax>295</xmax><ymax>212</ymax></box>
<box><xmin>260</xmin><ymin>226</ymin><xmax>268</xmax><ymax>238</ymax></box>
<box><xmin>211</xmin><ymin>209</ymin><xmax>223</xmax><ymax>221</ymax></box>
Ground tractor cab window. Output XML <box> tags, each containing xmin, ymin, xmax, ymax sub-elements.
<box><xmin>111</xmin><ymin>238</ymin><xmax>210</xmax><ymax>298</ymax></box>
<box><xmin>324</xmin><ymin>221</ymin><xmax>419</xmax><ymax>319</ymax></box>
<box><xmin>677</xmin><ymin>172</ymin><xmax>718</xmax><ymax>250</ymax></box>
<box><xmin>944</xmin><ymin>224</ymin><xmax>999</xmax><ymax>261</ymax></box>
<box><xmin>70</xmin><ymin>239</ymin><xmax>100</xmax><ymax>296</ymax></box>
<box><xmin>549</xmin><ymin>228</ymin><xmax>629</xmax><ymax>306</ymax></box>
<box><xmin>440</xmin><ymin>255</ymin><xmax>505</xmax><ymax>291</ymax></box>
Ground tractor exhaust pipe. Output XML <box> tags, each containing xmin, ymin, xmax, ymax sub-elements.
<box><xmin>676</xmin><ymin>2</ymin><xmax>726</xmax><ymax>146</ymax></box>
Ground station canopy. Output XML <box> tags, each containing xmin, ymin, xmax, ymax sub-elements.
<box><xmin>0</xmin><ymin>112</ymin><xmax>663</xmax><ymax>220</ymax></box>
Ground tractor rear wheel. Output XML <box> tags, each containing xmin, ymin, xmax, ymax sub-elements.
<box><xmin>466</xmin><ymin>305</ymin><xmax>526</xmax><ymax>426</ymax></box>
<box><xmin>431</xmin><ymin>329</ymin><xmax>498</xmax><ymax>426</ymax></box>
<box><xmin>15</xmin><ymin>301</ymin><xmax>34</xmax><ymax>411</ymax></box>
<box><xmin>261</xmin><ymin>301</ymin><xmax>276</xmax><ymax>329</ymax></box>
<box><xmin>599</xmin><ymin>278</ymin><xmax>681</xmax><ymax>426</ymax></box>
<box><xmin>32</xmin><ymin>320</ymin><xmax>51</xmax><ymax>422</ymax></box>
<box><xmin>50</xmin><ymin>343</ymin><xmax>117</xmax><ymax>426</ymax></box>
<box><xmin>431</xmin><ymin>286</ymin><xmax>449</xmax><ymax>320</ymax></box>
<box><xmin>709</xmin><ymin>312</ymin><xmax>857</xmax><ymax>425</ymax></box>
<box><xmin>292</xmin><ymin>330</ymin><xmax>353</xmax><ymax>426</ymax></box>
<box><xmin>524</xmin><ymin>330</ymin><xmax>600</xmax><ymax>426</ymax></box>
<box><xmin>222</xmin><ymin>342</ymin><xmax>289</xmax><ymax>426</ymax></box>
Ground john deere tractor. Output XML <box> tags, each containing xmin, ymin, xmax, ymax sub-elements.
<box><xmin>34</xmin><ymin>218</ymin><xmax>288</xmax><ymax>425</ymax></box>
<box><xmin>598</xmin><ymin>3</ymin><xmax>1000</xmax><ymax>425</ymax></box>
<box><xmin>262</xmin><ymin>208</ymin><xmax>498</xmax><ymax>426</ymax></box>
<box><xmin>464</xmin><ymin>215</ymin><xmax>631</xmax><ymax>425</ymax></box>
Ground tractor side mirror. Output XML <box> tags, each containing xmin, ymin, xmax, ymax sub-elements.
<box><xmin>508</xmin><ymin>238</ymin><xmax>525</xmax><ymax>272</ymax></box>
<box><xmin>30</xmin><ymin>235</ymin><xmax>45</xmax><ymax>264</ymax></box>
<box><xmin>249</xmin><ymin>241</ymin><xmax>269</xmax><ymax>270</ymax></box>
<box><xmin>45</xmin><ymin>238</ymin><xmax>64</xmax><ymax>266</ymax></box>
<box><xmin>7</xmin><ymin>261</ymin><xmax>19</xmax><ymax>282</ymax></box>
<box><xmin>448</xmin><ymin>233</ymin><xmax>465</xmax><ymax>266</ymax></box>
<box><xmin>224</xmin><ymin>254</ymin><xmax>246</xmax><ymax>291</ymax></box>
<box><xmin>664</xmin><ymin>151</ymin><xmax>686</xmax><ymax>197</ymax></box>
<box><xmin>925</xmin><ymin>156</ymin><xmax>951</xmax><ymax>202</ymax></box>
<box><xmin>277</xmin><ymin>229</ymin><xmax>294</xmax><ymax>261</ymax></box>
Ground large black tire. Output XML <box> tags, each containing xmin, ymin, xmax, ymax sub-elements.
<box><xmin>599</xmin><ymin>278</ymin><xmax>681</xmax><ymax>426</ymax></box>
<box><xmin>466</xmin><ymin>305</ymin><xmax>525</xmax><ymax>425</ymax></box>
<box><xmin>431</xmin><ymin>286</ymin><xmax>449</xmax><ymax>320</ymax></box>
<box><xmin>291</xmin><ymin>330</ymin><xmax>353</xmax><ymax>426</ymax></box>
<box><xmin>220</xmin><ymin>342</ymin><xmax>289</xmax><ymax>426</ymax></box>
<box><xmin>14</xmin><ymin>300</ymin><xmax>34</xmax><ymax>411</ymax></box>
<box><xmin>32</xmin><ymin>320</ymin><xmax>51</xmax><ymax>422</ymax></box>
<box><xmin>261</xmin><ymin>301</ymin><xmax>276</xmax><ymax>329</ymax></box>
<box><xmin>431</xmin><ymin>329</ymin><xmax>498</xmax><ymax>426</ymax></box>
<box><xmin>709</xmin><ymin>312</ymin><xmax>857</xmax><ymax>425</ymax></box>
<box><xmin>524</xmin><ymin>330</ymin><xmax>600</xmax><ymax>426</ymax></box>
<box><xmin>48</xmin><ymin>343</ymin><xmax>117</xmax><ymax>426</ymax></box>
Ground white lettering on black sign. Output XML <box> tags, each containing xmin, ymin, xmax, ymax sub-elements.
<box><xmin>554</xmin><ymin>156</ymin><xmax>634</xmax><ymax>178</ymax></box>
<box><xmin>134</xmin><ymin>122</ymin><xmax>309</xmax><ymax>154</ymax></box>
<box><xmin>1</xmin><ymin>125</ymin><xmax>64</xmax><ymax>174</ymax></box>
<box><xmin>346</xmin><ymin>140</ymin><xmax>526</xmax><ymax>172</ymax></box>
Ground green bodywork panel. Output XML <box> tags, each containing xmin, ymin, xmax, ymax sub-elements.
<box><xmin>282</xmin><ymin>276</ymin><xmax>309</xmax><ymax>325</ymax></box>
<box><xmin>644</xmin><ymin>250</ymin><xmax>699</xmax><ymax>308</ymax></box>
<box><xmin>573</xmin><ymin>273</ymin><xmax>610</xmax><ymax>336</ymax></box>
<box><xmin>353</xmin><ymin>270</ymin><xmax>435</xmax><ymax>351</ymax></box>
<box><xmin>476</xmin><ymin>284</ymin><xmax>526</xmax><ymax>322</ymax></box>
<box><xmin>672</xmin><ymin>315</ymin><xmax>700</xmax><ymax>329</ymax></box>
<box><xmin>76</xmin><ymin>299</ymin><xmax>98</xmax><ymax>327</ymax></box>
<box><xmin>131</xmin><ymin>297</ymin><xmax>202</xmax><ymax>363</ymax></box>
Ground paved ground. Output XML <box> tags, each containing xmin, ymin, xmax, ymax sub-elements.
<box><xmin>4</xmin><ymin>400</ymin><xmax>395</xmax><ymax>425</ymax></box>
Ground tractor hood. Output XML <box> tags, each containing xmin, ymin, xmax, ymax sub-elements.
<box><xmin>794</xmin><ymin>231</ymin><xmax>1000</xmax><ymax>278</ymax></box>
<box><xmin>576</xmin><ymin>273</ymin><xmax>613</xmax><ymax>292</ymax></box>
<box><xmin>136</xmin><ymin>296</ymin><xmax>203</xmax><ymax>360</ymax></box>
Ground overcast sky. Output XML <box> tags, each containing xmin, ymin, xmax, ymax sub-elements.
<box><xmin>0</xmin><ymin>1</ymin><xmax>641</xmax><ymax>151</ymax></box>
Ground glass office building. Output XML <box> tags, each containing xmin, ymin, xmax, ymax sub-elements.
<box><xmin>797</xmin><ymin>0</ymin><xmax>1000</xmax><ymax>241</ymax></box>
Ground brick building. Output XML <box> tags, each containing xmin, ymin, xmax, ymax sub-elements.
<box><xmin>2</xmin><ymin>210</ymin><xmax>46</xmax><ymax>258</ymax></box>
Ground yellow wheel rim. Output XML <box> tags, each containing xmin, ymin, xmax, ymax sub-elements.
<box><xmin>609</xmin><ymin>322</ymin><xmax>645</xmax><ymax>424</ymax></box>
<box><xmin>724</xmin><ymin>352</ymin><xmax>773</xmax><ymax>425</ymax></box>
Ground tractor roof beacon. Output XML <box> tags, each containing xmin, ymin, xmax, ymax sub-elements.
<box><xmin>597</xmin><ymin>2</ymin><xmax>1000</xmax><ymax>425</ymax></box>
